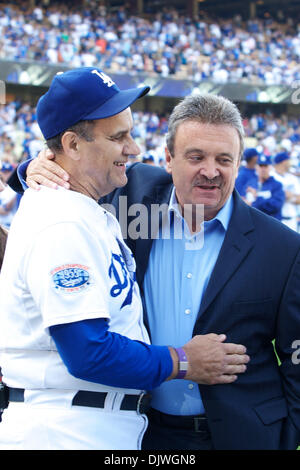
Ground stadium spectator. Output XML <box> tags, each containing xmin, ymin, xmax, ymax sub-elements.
<box><xmin>235</xmin><ymin>147</ymin><xmax>259</xmax><ymax>199</ymax></box>
<box><xmin>0</xmin><ymin>162</ymin><xmax>18</xmax><ymax>229</ymax></box>
<box><xmin>1</xmin><ymin>95</ymin><xmax>300</xmax><ymax>173</ymax></box>
<box><xmin>142</xmin><ymin>154</ymin><xmax>156</xmax><ymax>165</ymax></box>
<box><xmin>1</xmin><ymin>98</ymin><xmax>300</xmax><ymax>232</ymax></box>
<box><xmin>246</xmin><ymin>154</ymin><xmax>285</xmax><ymax>220</ymax></box>
<box><xmin>0</xmin><ymin>2</ymin><xmax>299</xmax><ymax>85</ymax></box>
<box><xmin>271</xmin><ymin>151</ymin><xmax>300</xmax><ymax>231</ymax></box>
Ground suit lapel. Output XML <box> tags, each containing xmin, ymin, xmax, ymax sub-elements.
<box><xmin>198</xmin><ymin>192</ymin><xmax>255</xmax><ymax>318</ymax></box>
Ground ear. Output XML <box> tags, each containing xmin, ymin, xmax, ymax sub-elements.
<box><xmin>165</xmin><ymin>147</ymin><xmax>173</xmax><ymax>174</ymax></box>
<box><xmin>61</xmin><ymin>131</ymin><xmax>81</xmax><ymax>161</ymax></box>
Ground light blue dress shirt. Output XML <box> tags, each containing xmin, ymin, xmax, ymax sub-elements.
<box><xmin>143</xmin><ymin>189</ymin><xmax>233</xmax><ymax>415</ymax></box>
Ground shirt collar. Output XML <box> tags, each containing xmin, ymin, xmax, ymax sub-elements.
<box><xmin>168</xmin><ymin>186</ymin><xmax>233</xmax><ymax>232</ymax></box>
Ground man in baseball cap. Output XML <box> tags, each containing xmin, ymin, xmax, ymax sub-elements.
<box><xmin>235</xmin><ymin>147</ymin><xmax>259</xmax><ymax>198</ymax></box>
<box><xmin>32</xmin><ymin>67</ymin><xmax>150</xmax><ymax>198</ymax></box>
<box><xmin>272</xmin><ymin>151</ymin><xmax>300</xmax><ymax>231</ymax></box>
<box><xmin>245</xmin><ymin>154</ymin><xmax>285</xmax><ymax>220</ymax></box>
<box><xmin>37</xmin><ymin>67</ymin><xmax>150</xmax><ymax>141</ymax></box>
<box><xmin>0</xmin><ymin>69</ymin><xmax>246</xmax><ymax>450</ymax></box>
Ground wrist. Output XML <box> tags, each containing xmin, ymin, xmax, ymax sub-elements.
<box><xmin>174</xmin><ymin>347</ymin><xmax>189</xmax><ymax>379</ymax></box>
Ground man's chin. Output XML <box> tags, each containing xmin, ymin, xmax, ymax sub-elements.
<box><xmin>192</xmin><ymin>195</ymin><xmax>220</xmax><ymax>208</ymax></box>
<box><xmin>115</xmin><ymin>175</ymin><xmax>128</xmax><ymax>188</ymax></box>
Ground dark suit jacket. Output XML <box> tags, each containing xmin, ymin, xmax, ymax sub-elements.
<box><xmin>101</xmin><ymin>162</ymin><xmax>300</xmax><ymax>450</ymax></box>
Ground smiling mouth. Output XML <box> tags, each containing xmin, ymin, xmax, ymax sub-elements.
<box><xmin>195</xmin><ymin>185</ymin><xmax>219</xmax><ymax>190</ymax></box>
<box><xmin>113</xmin><ymin>161</ymin><xmax>126</xmax><ymax>167</ymax></box>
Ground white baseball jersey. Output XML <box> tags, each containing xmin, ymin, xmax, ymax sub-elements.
<box><xmin>272</xmin><ymin>170</ymin><xmax>300</xmax><ymax>231</ymax></box>
<box><xmin>0</xmin><ymin>186</ymin><xmax>150</xmax><ymax>450</ymax></box>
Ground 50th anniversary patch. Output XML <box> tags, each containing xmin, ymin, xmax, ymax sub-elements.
<box><xmin>51</xmin><ymin>264</ymin><xmax>91</xmax><ymax>293</ymax></box>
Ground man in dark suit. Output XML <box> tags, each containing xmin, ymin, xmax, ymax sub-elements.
<box><xmin>13</xmin><ymin>94</ymin><xmax>300</xmax><ymax>450</ymax></box>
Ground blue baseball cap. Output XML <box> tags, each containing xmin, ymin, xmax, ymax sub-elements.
<box><xmin>274</xmin><ymin>152</ymin><xmax>290</xmax><ymax>164</ymax></box>
<box><xmin>37</xmin><ymin>67</ymin><xmax>150</xmax><ymax>140</ymax></box>
<box><xmin>257</xmin><ymin>154</ymin><xmax>272</xmax><ymax>166</ymax></box>
<box><xmin>142</xmin><ymin>154</ymin><xmax>154</xmax><ymax>163</ymax></box>
<box><xmin>243</xmin><ymin>148</ymin><xmax>259</xmax><ymax>161</ymax></box>
<box><xmin>0</xmin><ymin>162</ymin><xmax>14</xmax><ymax>172</ymax></box>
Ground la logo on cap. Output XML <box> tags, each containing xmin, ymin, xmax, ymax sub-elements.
<box><xmin>92</xmin><ymin>69</ymin><xmax>115</xmax><ymax>88</ymax></box>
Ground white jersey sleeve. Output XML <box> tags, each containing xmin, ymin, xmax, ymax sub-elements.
<box><xmin>24</xmin><ymin>221</ymin><xmax>111</xmax><ymax>330</ymax></box>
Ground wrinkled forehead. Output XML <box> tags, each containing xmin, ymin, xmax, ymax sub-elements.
<box><xmin>174</xmin><ymin>120</ymin><xmax>242</xmax><ymax>157</ymax></box>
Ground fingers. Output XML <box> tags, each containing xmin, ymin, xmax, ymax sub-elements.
<box><xmin>27</xmin><ymin>175</ymin><xmax>56</xmax><ymax>190</ymax></box>
<box><xmin>44</xmin><ymin>149</ymin><xmax>56</xmax><ymax>160</ymax></box>
<box><xmin>213</xmin><ymin>364</ymin><xmax>249</xmax><ymax>385</ymax></box>
<box><xmin>204</xmin><ymin>333</ymin><xmax>226</xmax><ymax>342</ymax></box>
<box><xmin>27</xmin><ymin>172</ymin><xmax>69</xmax><ymax>190</ymax></box>
<box><xmin>213</xmin><ymin>353</ymin><xmax>250</xmax><ymax>384</ymax></box>
<box><xmin>222</xmin><ymin>343</ymin><xmax>247</xmax><ymax>355</ymax></box>
<box><xmin>26</xmin><ymin>177</ymin><xmax>41</xmax><ymax>191</ymax></box>
<box><xmin>215</xmin><ymin>334</ymin><xmax>226</xmax><ymax>342</ymax></box>
<box><xmin>27</xmin><ymin>159</ymin><xmax>70</xmax><ymax>190</ymax></box>
<box><xmin>183</xmin><ymin>334</ymin><xmax>250</xmax><ymax>385</ymax></box>
<box><xmin>213</xmin><ymin>374</ymin><xmax>238</xmax><ymax>384</ymax></box>
<box><xmin>224</xmin><ymin>353</ymin><xmax>250</xmax><ymax>365</ymax></box>
<box><xmin>205</xmin><ymin>363</ymin><xmax>248</xmax><ymax>385</ymax></box>
<box><xmin>29</xmin><ymin>167</ymin><xmax>69</xmax><ymax>189</ymax></box>
<box><xmin>37</xmin><ymin>148</ymin><xmax>54</xmax><ymax>161</ymax></box>
<box><xmin>225</xmin><ymin>364</ymin><xmax>247</xmax><ymax>375</ymax></box>
<box><xmin>30</xmin><ymin>158</ymin><xmax>69</xmax><ymax>181</ymax></box>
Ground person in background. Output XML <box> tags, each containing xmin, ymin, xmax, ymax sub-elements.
<box><xmin>235</xmin><ymin>147</ymin><xmax>259</xmax><ymax>201</ymax></box>
<box><xmin>271</xmin><ymin>152</ymin><xmax>300</xmax><ymax>232</ymax></box>
<box><xmin>246</xmin><ymin>154</ymin><xmax>285</xmax><ymax>220</ymax></box>
<box><xmin>0</xmin><ymin>162</ymin><xmax>18</xmax><ymax>229</ymax></box>
<box><xmin>142</xmin><ymin>154</ymin><xmax>156</xmax><ymax>166</ymax></box>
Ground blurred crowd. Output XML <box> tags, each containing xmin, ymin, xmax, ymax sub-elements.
<box><xmin>1</xmin><ymin>100</ymin><xmax>300</xmax><ymax>169</ymax></box>
<box><xmin>0</xmin><ymin>1</ymin><xmax>299</xmax><ymax>230</ymax></box>
<box><xmin>0</xmin><ymin>99</ymin><xmax>300</xmax><ymax>231</ymax></box>
<box><xmin>0</xmin><ymin>1</ymin><xmax>300</xmax><ymax>85</ymax></box>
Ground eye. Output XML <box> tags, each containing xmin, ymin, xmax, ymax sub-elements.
<box><xmin>109</xmin><ymin>134</ymin><xmax>125</xmax><ymax>142</ymax></box>
<box><xmin>218</xmin><ymin>157</ymin><xmax>233</xmax><ymax>165</ymax></box>
<box><xmin>188</xmin><ymin>155</ymin><xmax>203</xmax><ymax>162</ymax></box>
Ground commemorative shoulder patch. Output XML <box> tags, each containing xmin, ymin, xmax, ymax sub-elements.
<box><xmin>50</xmin><ymin>264</ymin><xmax>91</xmax><ymax>293</ymax></box>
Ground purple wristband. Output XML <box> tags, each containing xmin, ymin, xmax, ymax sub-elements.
<box><xmin>174</xmin><ymin>347</ymin><xmax>188</xmax><ymax>379</ymax></box>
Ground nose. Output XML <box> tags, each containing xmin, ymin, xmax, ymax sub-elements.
<box><xmin>124</xmin><ymin>135</ymin><xmax>140</xmax><ymax>156</ymax></box>
<box><xmin>199</xmin><ymin>159</ymin><xmax>220</xmax><ymax>180</ymax></box>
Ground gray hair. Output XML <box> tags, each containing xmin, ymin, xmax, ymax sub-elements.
<box><xmin>46</xmin><ymin>120</ymin><xmax>96</xmax><ymax>153</ymax></box>
<box><xmin>166</xmin><ymin>94</ymin><xmax>245</xmax><ymax>159</ymax></box>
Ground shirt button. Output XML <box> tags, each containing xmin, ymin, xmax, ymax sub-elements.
<box><xmin>188</xmin><ymin>384</ymin><xmax>194</xmax><ymax>390</ymax></box>
<box><xmin>184</xmin><ymin>309</ymin><xmax>191</xmax><ymax>315</ymax></box>
<box><xmin>186</xmin><ymin>273</ymin><xmax>192</xmax><ymax>279</ymax></box>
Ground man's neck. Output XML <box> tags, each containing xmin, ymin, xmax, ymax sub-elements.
<box><xmin>55</xmin><ymin>155</ymin><xmax>100</xmax><ymax>202</ymax></box>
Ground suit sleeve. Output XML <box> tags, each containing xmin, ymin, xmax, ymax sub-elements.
<box><xmin>7</xmin><ymin>159</ymin><xmax>32</xmax><ymax>194</ymax></box>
